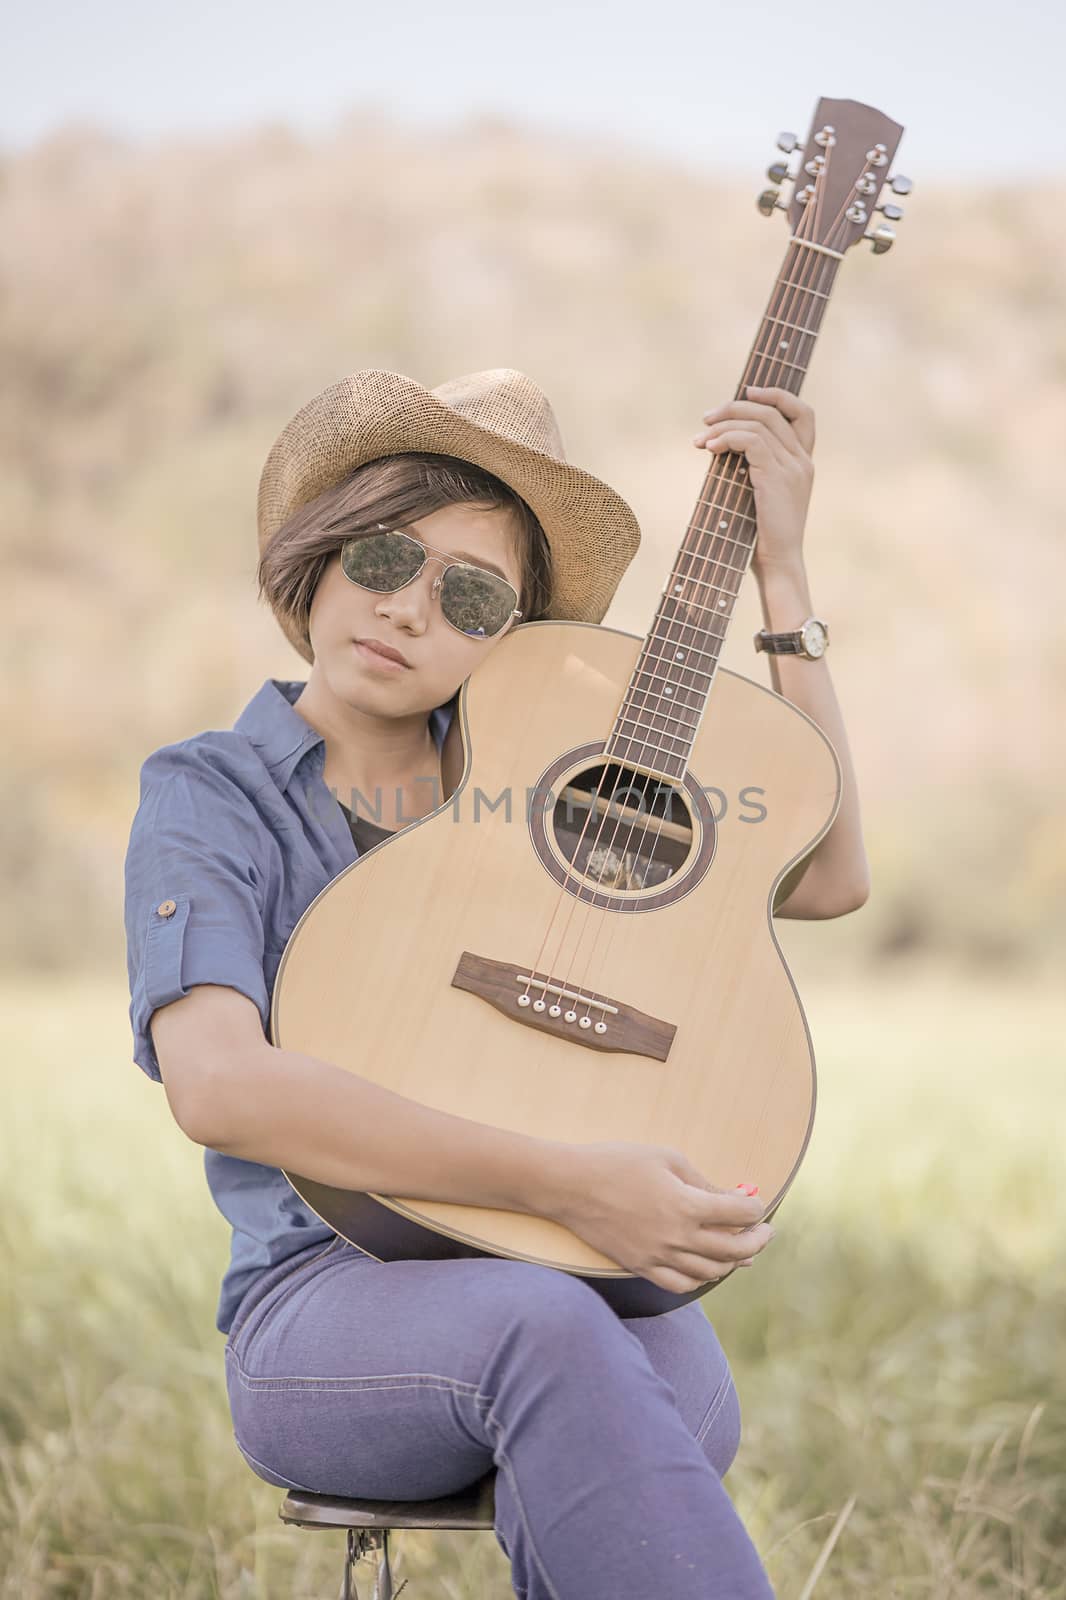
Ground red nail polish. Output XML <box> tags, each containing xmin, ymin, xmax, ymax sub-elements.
<box><xmin>734</xmin><ymin>1183</ymin><xmax>759</xmax><ymax>1196</ymax></box>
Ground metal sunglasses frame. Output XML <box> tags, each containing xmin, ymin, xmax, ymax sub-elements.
<box><xmin>340</xmin><ymin>523</ymin><xmax>523</xmax><ymax>640</ymax></box>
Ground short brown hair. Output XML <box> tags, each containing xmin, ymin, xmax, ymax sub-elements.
<box><xmin>257</xmin><ymin>452</ymin><xmax>553</xmax><ymax>658</ymax></box>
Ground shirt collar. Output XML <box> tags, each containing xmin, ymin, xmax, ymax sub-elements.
<box><xmin>234</xmin><ymin>678</ymin><xmax>457</xmax><ymax>795</ymax></box>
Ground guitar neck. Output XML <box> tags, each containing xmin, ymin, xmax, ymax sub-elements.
<box><xmin>604</xmin><ymin>238</ymin><xmax>844</xmax><ymax>783</ymax></box>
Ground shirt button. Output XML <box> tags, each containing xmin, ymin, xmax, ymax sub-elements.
<box><xmin>156</xmin><ymin>899</ymin><xmax>177</xmax><ymax>918</ymax></box>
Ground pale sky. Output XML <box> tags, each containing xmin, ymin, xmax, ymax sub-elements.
<box><xmin>4</xmin><ymin>0</ymin><xmax>1061</xmax><ymax>178</ymax></box>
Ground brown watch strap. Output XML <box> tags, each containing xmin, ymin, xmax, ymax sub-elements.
<box><xmin>755</xmin><ymin>630</ymin><xmax>806</xmax><ymax>654</ymax></box>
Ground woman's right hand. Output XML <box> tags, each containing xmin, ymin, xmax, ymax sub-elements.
<box><xmin>545</xmin><ymin>1141</ymin><xmax>775</xmax><ymax>1294</ymax></box>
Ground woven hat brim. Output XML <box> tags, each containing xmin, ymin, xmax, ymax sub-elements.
<box><xmin>257</xmin><ymin>369</ymin><xmax>641</xmax><ymax>663</ymax></box>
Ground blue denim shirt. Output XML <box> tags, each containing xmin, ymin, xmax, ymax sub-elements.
<box><xmin>123</xmin><ymin>677</ymin><xmax>457</xmax><ymax>1334</ymax></box>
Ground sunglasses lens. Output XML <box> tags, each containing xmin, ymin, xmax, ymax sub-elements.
<box><xmin>441</xmin><ymin>565</ymin><xmax>518</xmax><ymax>638</ymax></box>
<box><xmin>340</xmin><ymin>531</ymin><xmax>423</xmax><ymax>591</ymax></box>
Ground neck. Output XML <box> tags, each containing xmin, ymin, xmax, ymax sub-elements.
<box><xmin>292</xmin><ymin>672</ymin><xmax>440</xmax><ymax>798</ymax></box>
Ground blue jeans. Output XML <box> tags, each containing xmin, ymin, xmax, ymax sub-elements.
<box><xmin>224</xmin><ymin>1236</ymin><xmax>775</xmax><ymax>1599</ymax></box>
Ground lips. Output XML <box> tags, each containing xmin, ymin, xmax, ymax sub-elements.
<box><xmin>354</xmin><ymin>637</ymin><xmax>411</xmax><ymax>667</ymax></box>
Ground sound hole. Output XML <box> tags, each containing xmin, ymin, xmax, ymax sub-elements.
<box><xmin>550</xmin><ymin>762</ymin><xmax>694</xmax><ymax>893</ymax></box>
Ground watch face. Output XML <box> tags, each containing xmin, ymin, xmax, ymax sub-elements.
<box><xmin>802</xmin><ymin>621</ymin><xmax>827</xmax><ymax>657</ymax></box>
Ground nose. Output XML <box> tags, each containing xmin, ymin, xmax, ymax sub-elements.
<box><xmin>373</xmin><ymin>563</ymin><xmax>444</xmax><ymax>632</ymax></box>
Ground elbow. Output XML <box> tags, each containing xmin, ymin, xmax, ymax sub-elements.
<box><xmin>830</xmin><ymin>869</ymin><xmax>872</xmax><ymax>917</ymax></box>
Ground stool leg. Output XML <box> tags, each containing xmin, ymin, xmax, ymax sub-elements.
<box><xmin>337</xmin><ymin>1528</ymin><xmax>406</xmax><ymax>1600</ymax></box>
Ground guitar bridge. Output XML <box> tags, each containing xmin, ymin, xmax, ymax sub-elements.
<box><xmin>451</xmin><ymin>951</ymin><xmax>675</xmax><ymax>1061</ymax></box>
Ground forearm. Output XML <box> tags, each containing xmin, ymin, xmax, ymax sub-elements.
<box><xmin>755</xmin><ymin>558</ymin><xmax>871</xmax><ymax>911</ymax></box>
<box><xmin>206</xmin><ymin>1039</ymin><xmax>574</xmax><ymax>1217</ymax></box>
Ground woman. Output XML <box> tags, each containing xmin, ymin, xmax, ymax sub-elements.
<box><xmin>124</xmin><ymin>366</ymin><xmax>870</xmax><ymax>1599</ymax></box>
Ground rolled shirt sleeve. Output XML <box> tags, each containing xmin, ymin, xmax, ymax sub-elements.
<box><xmin>124</xmin><ymin>742</ymin><xmax>271</xmax><ymax>1083</ymax></box>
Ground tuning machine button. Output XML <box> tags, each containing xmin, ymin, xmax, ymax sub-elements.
<box><xmin>757</xmin><ymin>188</ymin><xmax>786</xmax><ymax>216</ymax></box>
<box><xmin>866</xmin><ymin>223</ymin><xmax>896</xmax><ymax>254</ymax></box>
<box><xmin>776</xmin><ymin>131</ymin><xmax>799</xmax><ymax>154</ymax></box>
<box><xmin>766</xmin><ymin>160</ymin><xmax>790</xmax><ymax>184</ymax></box>
<box><xmin>876</xmin><ymin>201</ymin><xmax>904</xmax><ymax>221</ymax></box>
<box><xmin>888</xmin><ymin>173</ymin><xmax>913</xmax><ymax>195</ymax></box>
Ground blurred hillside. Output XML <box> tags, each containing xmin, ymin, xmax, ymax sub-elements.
<box><xmin>2</xmin><ymin>112</ymin><xmax>1063</xmax><ymax>980</ymax></box>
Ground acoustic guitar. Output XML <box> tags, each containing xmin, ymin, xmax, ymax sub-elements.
<box><xmin>271</xmin><ymin>97</ymin><xmax>908</xmax><ymax>1316</ymax></box>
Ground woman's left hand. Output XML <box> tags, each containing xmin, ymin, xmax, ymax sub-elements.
<box><xmin>692</xmin><ymin>385</ymin><xmax>816</xmax><ymax>573</ymax></box>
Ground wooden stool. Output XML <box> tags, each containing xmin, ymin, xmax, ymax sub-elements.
<box><xmin>279</xmin><ymin>1470</ymin><xmax>497</xmax><ymax>1599</ymax></box>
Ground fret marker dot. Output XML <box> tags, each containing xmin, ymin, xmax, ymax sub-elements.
<box><xmin>674</xmin><ymin>583</ymin><xmax>683</xmax><ymax>595</ymax></box>
<box><xmin>675</xmin><ymin>650</ymin><xmax>685</xmax><ymax>661</ymax></box>
<box><xmin>718</xmin><ymin>598</ymin><xmax>727</xmax><ymax>608</ymax></box>
<box><xmin>718</xmin><ymin>519</ymin><xmax>728</xmax><ymax>530</ymax></box>
<box><xmin>778</xmin><ymin>339</ymin><xmax>790</xmax><ymax>350</ymax></box>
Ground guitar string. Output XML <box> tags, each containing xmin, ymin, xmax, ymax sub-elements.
<box><xmin>516</xmin><ymin>162</ymin><xmax>840</xmax><ymax>1017</ymax></box>
<box><xmin>518</xmin><ymin>141</ymin><xmax>865</xmax><ymax>1024</ymax></box>
<box><xmin>557</xmin><ymin>170</ymin><xmax>851</xmax><ymax>1020</ymax></box>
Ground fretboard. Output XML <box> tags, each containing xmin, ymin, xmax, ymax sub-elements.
<box><xmin>605</xmin><ymin>237</ymin><xmax>843</xmax><ymax>781</ymax></box>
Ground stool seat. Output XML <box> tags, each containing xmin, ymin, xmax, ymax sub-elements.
<box><xmin>279</xmin><ymin>1469</ymin><xmax>496</xmax><ymax>1533</ymax></box>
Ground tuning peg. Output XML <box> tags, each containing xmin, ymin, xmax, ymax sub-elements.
<box><xmin>876</xmin><ymin>202</ymin><xmax>904</xmax><ymax>221</ymax></box>
<box><xmin>756</xmin><ymin>188</ymin><xmax>786</xmax><ymax>217</ymax></box>
<box><xmin>866</xmin><ymin>223</ymin><xmax>896</xmax><ymax>254</ymax></box>
<box><xmin>888</xmin><ymin>174</ymin><xmax>913</xmax><ymax>195</ymax></box>
<box><xmin>766</xmin><ymin>160</ymin><xmax>791</xmax><ymax>184</ymax></box>
<box><xmin>776</xmin><ymin>131</ymin><xmax>799</xmax><ymax>154</ymax></box>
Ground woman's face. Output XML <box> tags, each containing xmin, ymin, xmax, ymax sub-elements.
<box><xmin>306</xmin><ymin>502</ymin><xmax>525</xmax><ymax>717</ymax></box>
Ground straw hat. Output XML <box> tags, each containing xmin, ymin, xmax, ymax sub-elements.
<box><xmin>257</xmin><ymin>367</ymin><xmax>642</xmax><ymax>663</ymax></box>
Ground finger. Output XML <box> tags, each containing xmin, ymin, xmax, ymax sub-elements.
<box><xmin>644</xmin><ymin>1264</ymin><xmax>710</xmax><ymax>1295</ymax></box>
<box><xmin>700</xmin><ymin>426</ymin><xmax>792</xmax><ymax>472</ymax></box>
<box><xmin>744</xmin><ymin>385</ymin><xmax>816</xmax><ymax>454</ymax></box>
<box><xmin>668</xmin><ymin>1249</ymin><xmax>742</xmax><ymax>1283</ymax></box>
<box><xmin>689</xmin><ymin>1222</ymin><xmax>774</xmax><ymax>1263</ymax></box>
<box><xmin>681</xmin><ymin>1186</ymin><xmax>766</xmax><ymax>1227</ymax></box>
<box><xmin>701</xmin><ymin>399</ymin><xmax>805</xmax><ymax>459</ymax></box>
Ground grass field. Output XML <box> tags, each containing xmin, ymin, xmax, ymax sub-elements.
<box><xmin>1</xmin><ymin>968</ymin><xmax>1063</xmax><ymax>1598</ymax></box>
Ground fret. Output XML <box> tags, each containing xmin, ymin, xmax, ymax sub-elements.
<box><xmin>628</xmin><ymin>688</ymin><xmax>705</xmax><ymax>725</ymax></box>
<box><xmin>601</xmin><ymin>732</ymin><xmax>685</xmax><ymax>777</ymax></box>
<box><xmin>774</xmin><ymin>277</ymin><xmax>831</xmax><ymax>301</ymax></box>
<box><xmin>633</xmin><ymin>646</ymin><xmax>710</xmax><ymax>678</ymax></box>
<box><xmin>666</xmin><ymin>570</ymin><xmax>737</xmax><ymax>598</ymax></box>
<box><xmin>764</xmin><ymin>314</ymin><xmax>819</xmax><ymax>338</ymax></box>
<box><xmin>615</xmin><ymin>714</ymin><xmax>694</xmax><ymax>752</ymax></box>
<box><xmin>626</xmin><ymin>686</ymin><xmax>702</xmax><ymax>725</ymax></box>
<box><xmin>675</xmin><ymin>547</ymin><xmax>747</xmax><ymax>584</ymax></box>
<box><xmin>660</xmin><ymin>592</ymin><xmax>739</xmax><ymax>621</ymax></box>
<box><xmin>692</xmin><ymin>499</ymin><xmax>756</xmax><ymax>525</ymax></box>
<box><xmin>667</xmin><ymin>549</ymin><xmax>747</xmax><ymax>577</ymax></box>
<box><xmin>642</xmin><ymin>643</ymin><xmax>717</xmax><ymax>674</ymax></box>
<box><xmin>751</xmin><ymin>348</ymin><xmax>809</xmax><ymax>376</ymax></box>
<box><xmin>682</xmin><ymin>527</ymin><xmax>751</xmax><ymax>554</ymax></box>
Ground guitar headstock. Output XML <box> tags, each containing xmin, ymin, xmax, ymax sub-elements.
<box><xmin>757</xmin><ymin>96</ymin><xmax>909</xmax><ymax>257</ymax></box>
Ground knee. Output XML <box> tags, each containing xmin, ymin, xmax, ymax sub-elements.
<box><xmin>486</xmin><ymin>1261</ymin><xmax>631</xmax><ymax>1366</ymax></box>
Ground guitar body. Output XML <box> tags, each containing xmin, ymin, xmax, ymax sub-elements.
<box><xmin>272</xmin><ymin>618</ymin><xmax>842</xmax><ymax>1316</ymax></box>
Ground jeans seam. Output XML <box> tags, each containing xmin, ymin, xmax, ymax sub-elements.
<box><xmin>482</xmin><ymin>1398</ymin><xmax>563</xmax><ymax>1600</ymax></box>
<box><xmin>227</xmin><ymin>1236</ymin><xmax>342</xmax><ymax>1352</ymax></box>
<box><xmin>227</xmin><ymin>1348</ymin><xmax>482</xmax><ymax>1397</ymax></box>
<box><xmin>233</xmin><ymin>1436</ymin><xmax>319</xmax><ymax>1493</ymax></box>
<box><xmin>694</xmin><ymin>1365</ymin><xmax>735</xmax><ymax>1445</ymax></box>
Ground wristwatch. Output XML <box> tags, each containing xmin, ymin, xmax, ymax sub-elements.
<box><xmin>753</xmin><ymin>616</ymin><xmax>830</xmax><ymax>659</ymax></box>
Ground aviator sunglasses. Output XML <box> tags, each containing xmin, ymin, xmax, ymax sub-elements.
<box><xmin>339</xmin><ymin>524</ymin><xmax>523</xmax><ymax>640</ymax></box>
